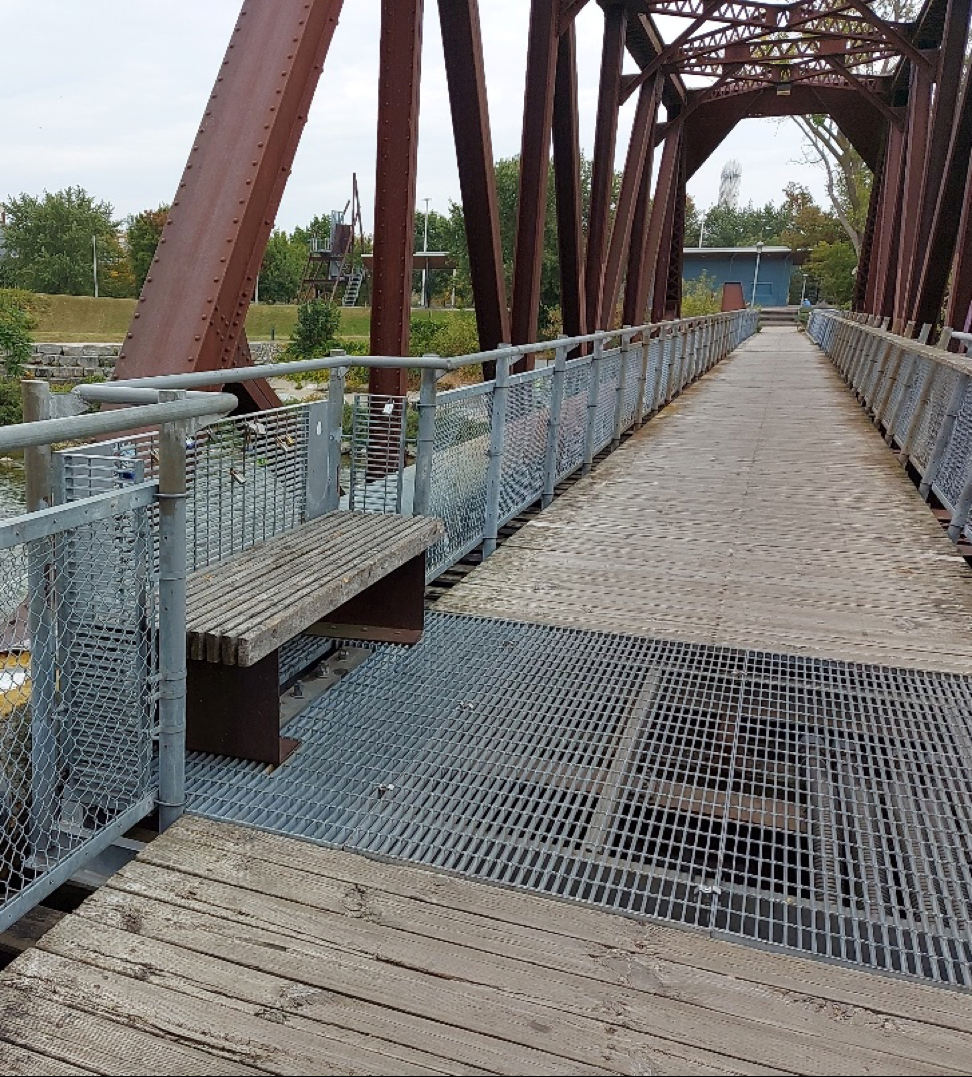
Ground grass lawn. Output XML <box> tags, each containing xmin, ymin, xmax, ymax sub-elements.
<box><xmin>30</xmin><ymin>294</ymin><xmax>468</xmax><ymax>343</ymax></box>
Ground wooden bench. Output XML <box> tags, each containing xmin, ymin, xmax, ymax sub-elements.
<box><xmin>184</xmin><ymin>510</ymin><xmax>443</xmax><ymax>765</ymax></box>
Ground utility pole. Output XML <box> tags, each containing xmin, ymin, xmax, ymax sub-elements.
<box><xmin>751</xmin><ymin>240</ymin><xmax>763</xmax><ymax>306</ymax></box>
<box><xmin>422</xmin><ymin>197</ymin><xmax>431</xmax><ymax>309</ymax></box>
<box><xmin>92</xmin><ymin>235</ymin><xmax>99</xmax><ymax>299</ymax></box>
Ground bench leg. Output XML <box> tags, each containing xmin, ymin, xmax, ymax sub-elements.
<box><xmin>186</xmin><ymin>649</ymin><xmax>299</xmax><ymax>766</ymax></box>
<box><xmin>307</xmin><ymin>550</ymin><xmax>427</xmax><ymax>645</ymax></box>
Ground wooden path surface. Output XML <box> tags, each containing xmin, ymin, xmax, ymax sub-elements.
<box><xmin>2</xmin><ymin>815</ymin><xmax>972</xmax><ymax>1076</ymax></box>
<box><xmin>439</xmin><ymin>326</ymin><xmax>972</xmax><ymax>673</ymax></box>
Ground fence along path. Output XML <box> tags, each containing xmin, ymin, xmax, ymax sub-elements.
<box><xmin>438</xmin><ymin>326</ymin><xmax>972</xmax><ymax>673</ymax></box>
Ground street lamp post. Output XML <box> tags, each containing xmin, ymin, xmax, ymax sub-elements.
<box><xmin>421</xmin><ymin>197</ymin><xmax>431</xmax><ymax>309</ymax></box>
<box><xmin>698</xmin><ymin>209</ymin><xmax>708</xmax><ymax>247</ymax></box>
<box><xmin>92</xmin><ymin>235</ymin><xmax>99</xmax><ymax>299</ymax></box>
<box><xmin>751</xmin><ymin>240</ymin><xmax>763</xmax><ymax>307</ymax></box>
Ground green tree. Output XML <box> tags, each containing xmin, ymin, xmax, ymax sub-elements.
<box><xmin>0</xmin><ymin>187</ymin><xmax>122</xmax><ymax>296</ymax></box>
<box><xmin>779</xmin><ymin>183</ymin><xmax>844</xmax><ymax>252</ymax></box>
<box><xmin>258</xmin><ymin>228</ymin><xmax>307</xmax><ymax>304</ymax></box>
<box><xmin>442</xmin><ymin>153</ymin><xmax>621</xmax><ymax>335</ymax></box>
<box><xmin>808</xmin><ymin>241</ymin><xmax>858</xmax><ymax>305</ymax></box>
<box><xmin>126</xmin><ymin>205</ymin><xmax>169</xmax><ymax>292</ymax></box>
<box><xmin>680</xmin><ymin>272</ymin><xmax>721</xmax><ymax>317</ymax></box>
<box><xmin>0</xmin><ymin>289</ymin><xmax>37</xmax><ymax>376</ymax></box>
<box><xmin>287</xmin><ymin>298</ymin><xmax>341</xmax><ymax>360</ymax></box>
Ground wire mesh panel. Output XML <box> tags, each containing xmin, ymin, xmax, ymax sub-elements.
<box><xmin>556</xmin><ymin>357</ymin><xmax>591</xmax><ymax>481</ymax></box>
<box><xmin>498</xmin><ymin>369</ymin><xmax>552</xmax><ymax>524</ymax></box>
<box><xmin>58</xmin><ymin>404</ymin><xmax>311</xmax><ymax>571</ymax></box>
<box><xmin>892</xmin><ymin>356</ymin><xmax>929</xmax><ymax>444</ymax></box>
<box><xmin>426</xmin><ymin>384</ymin><xmax>492</xmax><ymax>577</ymax></box>
<box><xmin>932</xmin><ymin>378</ymin><xmax>972</xmax><ymax>511</ymax></box>
<box><xmin>349</xmin><ymin>395</ymin><xmax>410</xmax><ymax>514</ymax></box>
<box><xmin>186</xmin><ymin>613</ymin><xmax>972</xmax><ymax>987</ymax></box>
<box><xmin>185</xmin><ymin>407</ymin><xmax>309</xmax><ymax>568</ymax></box>
<box><xmin>642</xmin><ymin>338</ymin><xmax>661</xmax><ymax>413</ymax></box>
<box><xmin>0</xmin><ymin>495</ymin><xmax>156</xmax><ymax>931</ymax></box>
<box><xmin>593</xmin><ymin>351</ymin><xmax>621</xmax><ymax>455</ymax></box>
<box><xmin>912</xmin><ymin>367</ymin><xmax>958</xmax><ymax>472</ymax></box>
<box><xmin>622</xmin><ymin>345</ymin><xmax>644</xmax><ymax>428</ymax></box>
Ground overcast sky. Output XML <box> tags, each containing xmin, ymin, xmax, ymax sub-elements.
<box><xmin>2</xmin><ymin>1</ymin><xmax>829</xmax><ymax>233</ymax></box>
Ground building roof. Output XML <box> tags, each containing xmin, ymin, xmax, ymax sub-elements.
<box><xmin>684</xmin><ymin>246</ymin><xmax>791</xmax><ymax>255</ymax></box>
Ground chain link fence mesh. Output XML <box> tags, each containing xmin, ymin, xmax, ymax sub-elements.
<box><xmin>0</xmin><ymin>500</ymin><xmax>156</xmax><ymax>930</ymax></box>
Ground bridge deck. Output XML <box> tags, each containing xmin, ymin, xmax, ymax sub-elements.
<box><xmin>439</xmin><ymin>326</ymin><xmax>972</xmax><ymax>673</ymax></box>
<box><xmin>2</xmin><ymin>814</ymin><xmax>972</xmax><ymax>1076</ymax></box>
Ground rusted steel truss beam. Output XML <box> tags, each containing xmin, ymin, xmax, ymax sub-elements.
<box><xmin>553</xmin><ymin>22</ymin><xmax>587</xmax><ymax>341</ymax></box>
<box><xmin>585</xmin><ymin>2</ymin><xmax>628</xmax><ymax>332</ymax></box>
<box><xmin>369</xmin><ymin>0</ymin><xmax>424</xmax><ymax>396</ymax></box>
<box><xmin>512</xmin><ymin>0</ymin><xmax>559</xmax><ymax>356</ymax></box>
<box><xmin>113</xmin><ymin>0</ymin><xmax>344</xmax><ymax>407</ymax></box>
<box><xmin>438</xmin><ymin>0</ymin><xmax>510</xmax><ymax>355</ymax></box>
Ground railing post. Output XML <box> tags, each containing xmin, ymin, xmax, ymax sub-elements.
<box><xmin>634</xmin><ymin>329</ymin><xmax>651</xmax><ymax>428</ymax></box>
<box><xmin>157</xmin><ymin>389</ymin><xmax>188</xmax><ymax>832</ymax></box>
<box><xmin>543</xmin><ymin>342</ymin><xmax>568</xmax><ymax>507</ymax></box>
<box><xmin>900</xmin><ymin>359</ymin><xmax>938</xmax><ymax>460</ymax></box>
<box><xmin>919</xmin><ymin>371</ymin><xmax>970</xmax><ymax>500</ymax></box>
<box><xmin>482</xmin><ymin>351</ymin><xmax>511</xmax><ymax>557</ymax></box>
<box><xmin>22</xmin><ymin>381</ymin><xmax>56</xmax><ymax>857</ymax></box>
<box><xmin>613</xmin><ymin>328</ymin><xmax>631</xmax><ymax>449</ymax></box>
<box><xmin>670</xmin><ymin>323</ymin><xmax>685</xmax><ymax>396</ymax></box>
<box><xmin>413</xmin><ymin>364</ymin><xmax>439</xmax><ymax>517</ymax></box>
<box><xmin>948</xmin><ymin>466</ymin><xmax>972</xmax><ymax>541</ymax></box>
<box><xmin>583</xmin><ymin>337</ymin><xmax>603</xmax><ymax>474</ymax></box>
<box><xmin>324</xmin><ymin>357</ymin><xmax>346</xmax><ymax>512</ymax></box>
<box><xmin>872</xmin><ymin>344</ymin><xmax>902</xmax><ymax>427</ymax></box>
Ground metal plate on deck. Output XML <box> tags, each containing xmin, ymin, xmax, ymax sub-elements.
<box><xmin>186</xmin><ymin>612</ymin><xmax>972</xmax><ymax>988</ymax></box>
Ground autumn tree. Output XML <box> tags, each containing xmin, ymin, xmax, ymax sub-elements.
<box><xmin>126</xmin><ymin>205</ymin><xmax>169</xmax><ymax>292</ymax></box>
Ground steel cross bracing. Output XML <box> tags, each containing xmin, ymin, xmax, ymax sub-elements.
<box><xmin>107</xmin><ymin>0</ymin><xmax>967</xmax><ymax>401</ymax></box>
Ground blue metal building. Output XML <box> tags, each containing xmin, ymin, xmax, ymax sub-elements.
<box><xmin>683</xmin><ymin>246</ymin><xmax>793</xmax><ymax>307</ymax></box>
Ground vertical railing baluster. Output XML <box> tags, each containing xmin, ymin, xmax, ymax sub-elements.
<box><xmin>157</xmin><ymin>391</ymin><xmax>189</xmax><ymax>832</ymax></box>
<box><xmin>583</xmin><ymin>337</ymin><xmax>603</xmax><ymax>474</ymax></box>
<box><xmin>483</xmin><ymin>351</ymin><xmax>511</xmax><ymax>557</ymax></box>
<box><xmin>413</xmin><ymin>364</ymin><xmax>439</xmax><ymax>517</ymax></box>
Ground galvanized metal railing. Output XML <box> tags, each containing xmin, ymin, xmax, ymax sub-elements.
<box><xmin>0</xmin><ymin>388</ymin><xmax>235</xmax><ymax>933</ymax></box>
<box><xmin>0</xmin><ymin>309</ymin><xmax>755</xmax><ymax>934</ymax></box>
<box><xmin>808</xmin><ymin>309</ymin><xmax>972</xmax><ymax>542</ymax></box>
<box><xmin>61</xmin><ymin>310</ymin><xmax>758</xmax><ymax>579</ymax></box>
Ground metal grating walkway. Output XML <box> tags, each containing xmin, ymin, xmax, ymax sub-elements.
<box><xmin>186</xmin><ymin>611</ymin><xmax>972</xmax><ymax>989</ymax></box>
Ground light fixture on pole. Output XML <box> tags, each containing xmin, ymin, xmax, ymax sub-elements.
<box><xmin>421</xmin><ymin>197</ymin><xmax>431</xmax><ymax>309</ymax></box>
<box><xmin>751</xmin><ymin>240</ymin><xmax>763</xmax><ymax>307</ymax></box>
<box><xmin>698</xmin><ymin>208</ymin><xmax>708</xmax><ymax>247</ymax></box>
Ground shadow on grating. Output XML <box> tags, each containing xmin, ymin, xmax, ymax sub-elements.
<box><xmin>185</xmin><ymin>613</ymin><xmax>972</xmax><ymax>989</ymax></box>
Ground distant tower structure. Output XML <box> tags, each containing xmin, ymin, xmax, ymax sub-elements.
<box><xmin>718</xmin><ymin>159</ymin><xmax>741</xmax><ymax>209</ymax></box>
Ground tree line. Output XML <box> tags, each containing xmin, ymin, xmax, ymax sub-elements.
<box><xmin>0</xmin><ymin>166</ymin><xmax>858</xmax><ymax>314</ymax></box>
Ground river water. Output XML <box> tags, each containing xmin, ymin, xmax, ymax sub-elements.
<box><xmin>0</xmin><ymin>459</ymin><xmax>26</xmax><ymax>517</ymax></box>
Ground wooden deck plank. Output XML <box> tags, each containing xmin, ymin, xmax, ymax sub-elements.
<box><xmin>436</xmin><ymin>327</ymin><xmax>972</xmax><ymax>673</ymax></box>
<box><xmin>2</xmin><ymin>818</ymin><xmax>970</xmax><ymax>1076</ymax></box>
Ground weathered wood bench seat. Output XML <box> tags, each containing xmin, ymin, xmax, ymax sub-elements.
<box><xmin>184</xmin><ymin>510</ymin><xmax>443</xmax><ymax>764</ymax></box>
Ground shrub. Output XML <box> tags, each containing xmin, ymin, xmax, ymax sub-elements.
<box><xmin>286</xmin><ymin>298</ymin><xmax>341</xmax><ymax>360</ymax></box>
<box><xmin>0</xmin><ymin>289</ymin><xmax>38</xmax><ymax>376</ymax></box>
<box><xmin>0</xmin><ymin>379</ymin><xmax>23</xmax><ymax>425</ymax></box>
<box><xmin>680</xmin><ymin>272</ymin><xmax>721</xmax><ymax>317</ymax></box>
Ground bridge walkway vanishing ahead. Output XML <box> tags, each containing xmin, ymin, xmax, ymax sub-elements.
<box><xmin>437</xmin><ymin>325</ymin><xmax>972</xmax><ymax>672</ymax></box>
<box><xmin>5</xmin><ymin>325</ymin><xmax>972</xmax><ymax>1075</ymax></box>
